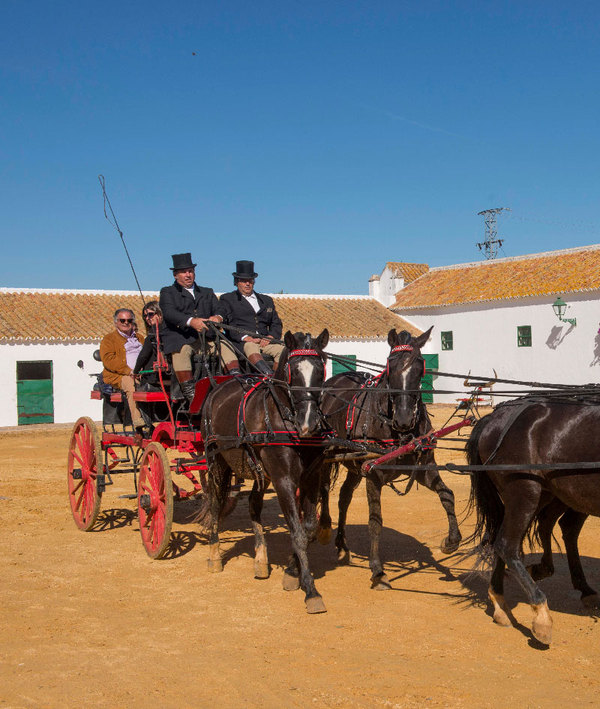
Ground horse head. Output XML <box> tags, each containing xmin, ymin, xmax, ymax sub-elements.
<box><xmin>280</xmin><ymin>329</ymin><xmax>329</xmax><ymax>437</ymax></box>
<box><xmin>385</xmin><ymin>326</ymin><xmax>433</xmax><ymax>433</ymax></box>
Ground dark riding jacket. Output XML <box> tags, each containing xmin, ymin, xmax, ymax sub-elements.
<box><xmin>159</xmin><ymin>282</ymin><xmax>226</xmax><ymax>354</ymax></box>
<box><xmin>219</xmin><ymin>290</ymin><xmax>282</xmax><ymax>344</ymax></box>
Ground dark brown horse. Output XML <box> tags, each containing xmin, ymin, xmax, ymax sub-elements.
<box><xmin>467</xmin><ymin>391</ymin><xmax>600</xmax><ymax>644</ymax></box>
<box><xmin>319</xmin><ymin>327</ymin><xmax>462</xmax><ymax>589</ymax></box>
<box><xmin>200</xmin><ymin>330</ymin><xmax>330</xmax><ymax>614</ymax></box>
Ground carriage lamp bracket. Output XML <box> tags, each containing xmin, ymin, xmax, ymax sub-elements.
<box><xmin>552</xmin><ymin>296</ymin><xmax>577</xmax><ymax>327</ymax></box>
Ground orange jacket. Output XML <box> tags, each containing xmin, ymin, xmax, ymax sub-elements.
<box><xmin>100</xmin><ymin>329</ymin><xmax>144</xmax><ymax>388</ymax></box>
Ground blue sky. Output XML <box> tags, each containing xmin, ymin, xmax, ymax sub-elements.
<box><xmin>2</xmin><ymin>1</ymin><xmax>599</xmax><ymax>294</ymax></box>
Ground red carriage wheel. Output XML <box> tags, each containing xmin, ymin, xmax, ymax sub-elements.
<box><xmin>137</xmin><ymin>442</ymin><xmax>173</xmax><ymax>559</ymax></box>
<box><xmin>67</xmin><ymin>416</ymin><xmax>103</xmax><ymax>531</ymax></box>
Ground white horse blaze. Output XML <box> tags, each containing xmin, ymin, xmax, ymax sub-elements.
<box><xmin>297</xmin><ymin>360</ymin><xmax>316</xmax><ymax>434</ymax></box>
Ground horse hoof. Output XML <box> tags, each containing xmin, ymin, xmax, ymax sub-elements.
<box><xmin>337</xmin><ymin>548</ymin><xmax>352</xmax><ymax>565</ymax></box>
<box><xmin>207</xmin><ymin>557</ymin><xmax>223</xmax><ymax>573</ymax></box>
<box><xmin>440</xmin><ymin>536</ymin><xmax>460</xmax><ymax>554</ymax></box>
<box><xmin>254</xmin><ymin>562</ymin><xmax>270</xmax><ymax>579</ymax></box>
<box><xmin>282</xmin><ymin>572</ymin><xmax>300</xmax><ymax>591</ymax></box>
<box><xmin>317</xmin><ymin>527</ymin><xmax>332</xmax><ymax>545</ymax></box>
<box><xmin>531</xmin><ymin>620</ymin><xmax>552</xmax><ymax>645</ymax></box>
<box><xmin>371</xmin><ymin>574</ymin><xmax>391</xmax><ymax>591</ymax></box>
<box><xmin>532</xmin><ymin>602</ymin><xmax>553</xmax><ymax>645</ymax></box>
<box><xmin>305</xmin><ymin>596</ymin><xmax>327</xmax><ymax>614</ymax></box>
<box><xmin>582</xmin><ymin>593</ymin><xmax>600</xmax><ymax>609</ymax></box>
<box><xmin>492</xmin><ymin>608</ymin><xmax>512</xmax><ymax>627</ymax></box>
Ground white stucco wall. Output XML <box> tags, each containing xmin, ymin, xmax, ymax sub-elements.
<box><xmin>398</xmin><ymin>291</ymin><xmax>600</xmax><ymax>404</ymax></box>
<box><xmin>324</xmin><ymin>339</ymin><xmax>393</xmax><ymax>378</ymax></box>
<box><xmin>0</xmin><ymin>341</ymin><xmax>102</xmax><ymax>426</ymax></box>
<box><xmin>376</xmin><ymin>267</ymin><xmax>404</xmax><ymax>307</ymax></box>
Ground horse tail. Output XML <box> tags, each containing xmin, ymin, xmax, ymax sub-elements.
<box><xmin>466</xmin><ymin>414</ymin><xmax>504</xmax><ymax>547</ymax></box>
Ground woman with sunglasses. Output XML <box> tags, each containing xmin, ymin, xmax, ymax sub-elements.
<box><xmin>133</xmin><ymin>301</ymin><xmax>166</xmax><ymax>390</ymax></box>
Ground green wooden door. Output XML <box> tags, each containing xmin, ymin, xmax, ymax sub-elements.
<box><xmin>332</xmin><ymin>354</ymin><xmax>357</xmax><ymax>376</ymax></box>
<box><xmin>421</xmin><ymin>354</ymin><xmax>438</xmax><ymax>404</ymax></box>
<box><xmin>17</xmin><ymin>361</ymin><xmax>54</xmax><ymax>425</ymax></box>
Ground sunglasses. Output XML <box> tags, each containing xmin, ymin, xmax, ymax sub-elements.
<box><xmin>144</xmin><ymin>312</ymin><xmax>157</xmax><ymax>319</ymax></box>
<box><xmin>118</xmin><ymin>318</ymin><xmax>134</xmax><ymax>324</ymax></box>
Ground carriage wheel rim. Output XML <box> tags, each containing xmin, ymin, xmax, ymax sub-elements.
<box><xmin>138</xmin><ymin>443</ymin><xmax>173</xmax><ymax>559</ymax></box>
<box><xmin>67</xmin><ymin>417</ymin><xmax>102</xmax><ymax>531</ymax></box>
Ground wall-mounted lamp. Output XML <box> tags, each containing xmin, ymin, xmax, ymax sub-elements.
<box><xmin>552</xmin><ymin>296</ymin><xmax>577</xmax><ymax>327</ymax></box>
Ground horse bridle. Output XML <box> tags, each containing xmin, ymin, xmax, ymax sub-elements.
<box><xmin>284</xmin><ymin>348</ymin><xmax>328</xmax><ymax>427</ymax></box>
<box><xmin>378</xmin><ymin>344</ymin><xmax>425</xmax><ymax>431</ymax></box>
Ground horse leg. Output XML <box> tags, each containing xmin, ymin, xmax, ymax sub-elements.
<box><xmin>206</xmin><ymin>455</ymin><xmax>228</xmax><ymax>573</ymax></box>
<box><xmin>335</xmin><ymin>467</ymin><xmax>362</xmax><ymax>565</ymax></box>
<box><xmin>559</xmin><ymin>509</ymin><xmax>598</xmax><ymax>606</ymax></box>
<box><xmin>493</xmin><ymin>481</ymin><xmax>552</xmax><ymax>644</ymax></box>
<box><xmin>527</xmin><ymin>499</ymin><xmax>563</xmax><ymax>582</ymax></box>
<box><xmin>488</xmin><ymin>557</ymin><xmax>512</xmax><ymax>627</ymax></box>
<box><xmin>366</xmin><ymin>473</ymin><xmax>391</xmax><ymax>590</ymax></box>
<box><xmin>249</xmin><ymin>480</ymin><xmax>269</xmax><ymax>579</ymax></box>
<box><xmin>414</xmin><ymin>466</ymin><xmax>462</xmax><ymax>553</ymax></box>
<box><xmin>316</xmin><ymin>464</ymin><xmax>332</xmax><ymax>545</ymax></box>
<box><xmin>276</xmin><ymin>476</ymin><xmax>326</xmax><ymax>613</ymax></box>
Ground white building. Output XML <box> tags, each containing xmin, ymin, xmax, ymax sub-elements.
<box><xmin>374</xmin><ymin>244</ymin><xmax>600</xmax><ymax>403</ymax></box>
<box><xmin>0</xmin><ymin>288</ymin><xmax>417</xmax><ymax>427</ymax></box>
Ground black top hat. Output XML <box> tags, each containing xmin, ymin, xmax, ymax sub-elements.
<box><xmin>170</xmin><ymin>253</ymin><xmax>197</xmax><ymax>271</ymax></box>
<box><xmin>232</xmin><ymin>260</ymin><xmax>258</xmax><ymax>279</ymax></box>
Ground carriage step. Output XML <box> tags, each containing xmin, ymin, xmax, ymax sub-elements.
<box><xmin>119</xmin><ymin>493</ymin><xmax>139</xmax><ymax>499</ymax></box>
<box><xmin>97</xmin><ymin>474</ymin><xmax>106</xmax><ymax>494</ymax></box>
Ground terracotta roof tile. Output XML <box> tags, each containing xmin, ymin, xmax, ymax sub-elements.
<box><xmin>385</xmin><ymin>262</ymin><xmax>429</xmax><ymax>284</ymax></box>
<box><xmin>392</xmin><ymin>245</ymin><xmax>600</xmax><ymax>310</ymax></box>
<box><xmin>0</xmin><ymin>291</ymin><xmax>419</xmax><ymax>342</ymax></box>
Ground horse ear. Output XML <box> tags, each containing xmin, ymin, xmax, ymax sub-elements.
<box><xmin>315</xmin><ymin>328</ymin><xmax>329</xmax><ymax>350</ymax></box>
<box><xmin>414</xmin><ymin>326</ymin><xmax>433</xmax><ymax>349</ymax></box>
<box><xmin>284</xmin><ymin>330</ymin><xmax>295</xmax><ymax>349</ymax></box>
<box><xmin>387</xmin><ymin>328</ymin><xmax>398</xmax><ymax>346</ymax></box>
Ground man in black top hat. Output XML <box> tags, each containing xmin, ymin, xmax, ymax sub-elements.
<box><xmin>159</xmin><ymin>253</ymin><xmax>238</xmax><ymax>401</ymax></box>
<box><xmin>219</xmin><ymin>260</ymin><xmax>283</xmax><ymax>375</ymax></box>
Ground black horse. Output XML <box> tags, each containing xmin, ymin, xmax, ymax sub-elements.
<box><xmin>319</xmin><ymin>327</ymin><xmax>461</xmax><ymax>589</ymax></box>
<box><xmin>467</xmin><ymin>391</ymin><xmax>600</xmax><ymax>644</ymax></box>
<box><xmin>200</xmin><ymin>330</ymin><xmax>330</xmax><ymax>614</ymax></box>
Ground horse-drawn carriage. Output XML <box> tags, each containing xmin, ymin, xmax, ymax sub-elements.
<box><xmin>67</xmin><ymin>322</ymin><xmax>600</xmax><ymax>642</ymax></box>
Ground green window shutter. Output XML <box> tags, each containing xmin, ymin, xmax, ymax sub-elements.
<box><xmin>332</xmin><ymin>354</ymin><xmax>357</xmax><ymax>376</ymax></box>
<box><xmin>517</xmin><ymin>326</ymin><xmax>532</xmax><ymax>347</ymax></box>
<box><xmin>441</xmin><ymin>331</ymin><xmax>453</xmax><ymax>351</ymax></box>
<box><xmin>421</xmin><ymin>354</ymin><xmax>438</xmax><ymax>404</ymax></box>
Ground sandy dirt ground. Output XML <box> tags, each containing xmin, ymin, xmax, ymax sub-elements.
<box><xmin>1</xmin><ymin>406</ymin><xmax>600</xmax><ymax>708</ymax></box>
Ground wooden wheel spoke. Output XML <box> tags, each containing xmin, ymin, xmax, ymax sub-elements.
<box><xmin>70</xmin><ymin>478</ymin><xmax>84</xmax><ymax>495</ymax></box>
<box><xmin>71</xmin><ymin>449</ymin><xmax>85</xmax><ymax>468</ymax></box>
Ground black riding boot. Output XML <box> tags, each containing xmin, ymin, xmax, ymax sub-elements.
<box><xmin>252</xmin><ymin>357</ymin><xmax>273</xmax><ymax>375</ymax></box>
<box><xmin>180</xmin><ymin>379</ymin><xmax>196</xmax><ymax>404</ymax></box>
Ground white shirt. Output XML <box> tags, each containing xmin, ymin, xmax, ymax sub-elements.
<box><xmin>244</xmin><ymin>292</ymin><xmax>260</xmax><ymax>313</ymax></box>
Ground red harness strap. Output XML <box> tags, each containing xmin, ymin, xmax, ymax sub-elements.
<box><xmin>237</xmin><ymin>378</ymin><xmax>269</xmax><ymax>436</ymax></box>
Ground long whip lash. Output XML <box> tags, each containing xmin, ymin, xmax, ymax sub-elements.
<box><xmin>98</xmin><ymin>174</ymin><xmax>145</xmax><ymax>305</ymax></box>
